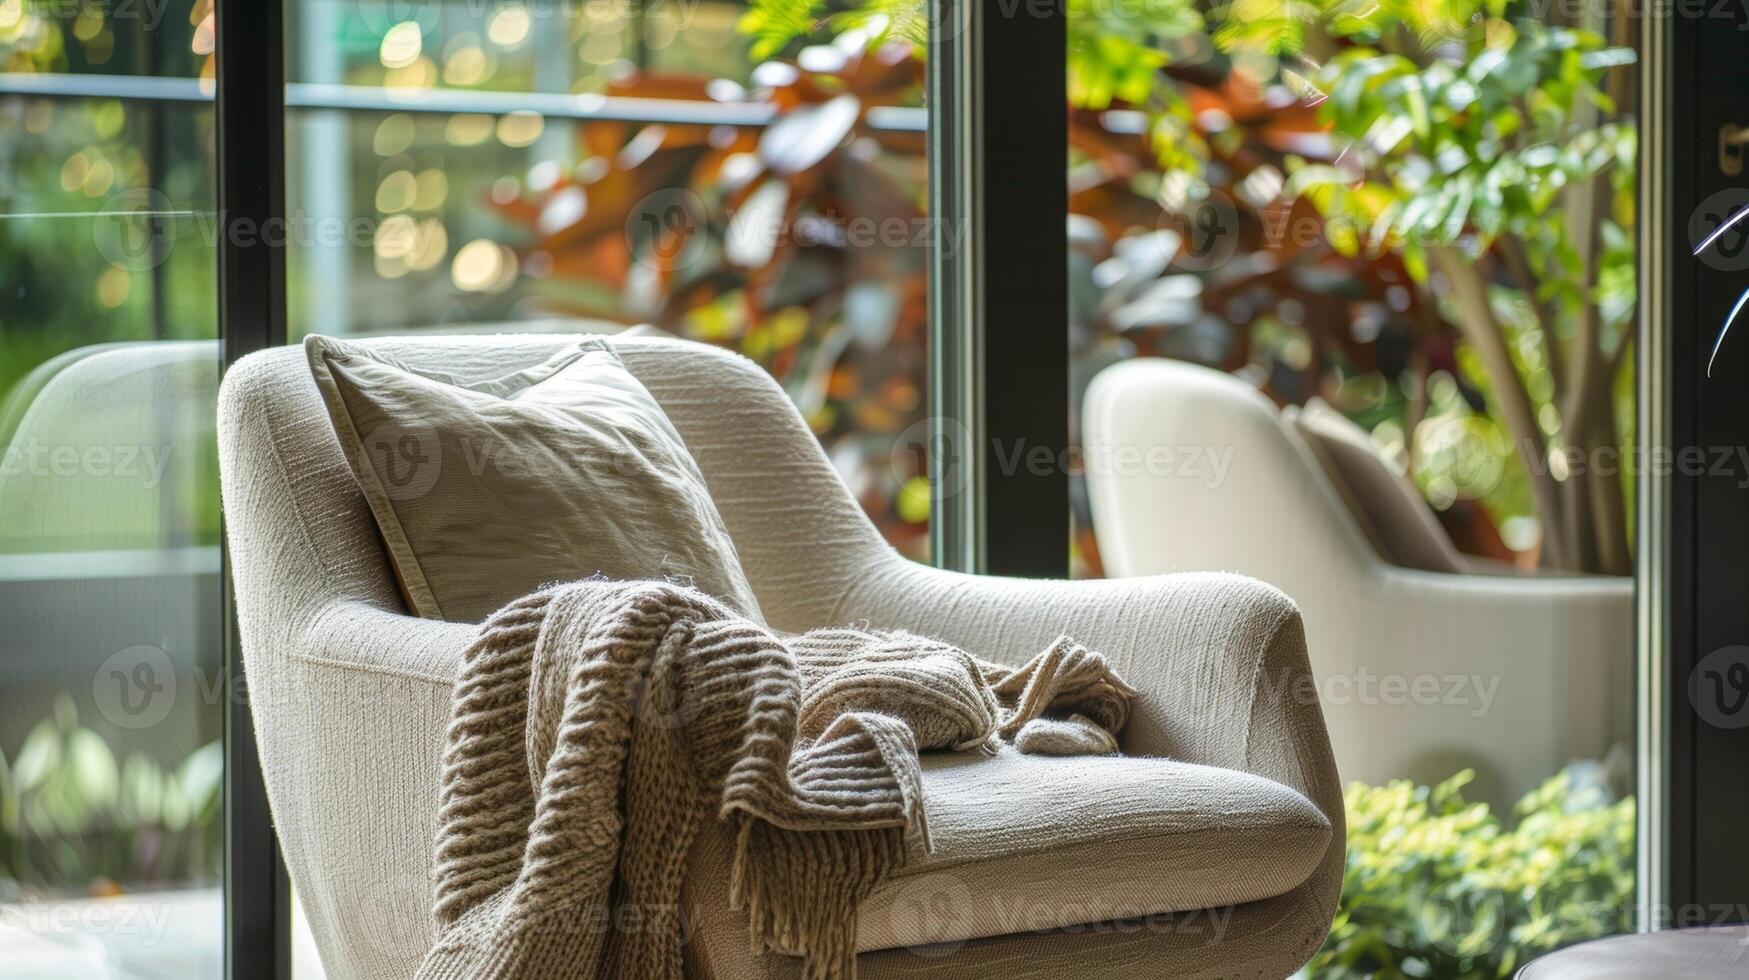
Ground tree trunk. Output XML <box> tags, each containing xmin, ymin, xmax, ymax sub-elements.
<box><xmin>1430</xmin><ymin>246</ymin><xmax>1569</xmax><ymax>569</ymax></box>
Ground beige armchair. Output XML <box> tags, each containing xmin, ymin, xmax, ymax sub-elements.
<box><xmin>1083</xmin><ymin>357</ymin><xmax>1634</xmax><ymax>807</ymax></box>
<box><xmin>218</xmin><ymin>334</ymin><xmax>1343</xmax><ymax>979</ymax></box>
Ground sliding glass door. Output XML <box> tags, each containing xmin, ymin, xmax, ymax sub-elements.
<box><xmin>281</xmin><ymin>0</ymin><xmax>937</xmax><ymax>563</ymax></box>
<box><xmin>273</xmin><ymin>5</ymin><xmax>936</xmax><ymax>972</ymax></box>
<box><xmin>1057</xmin><ymin>0</ymin><xmax>1645</xmax><ymax>970</ymax></box>
<box><xmin>8</xmin><ymin>0</ymin><xmax>1742</xmax><ymax>974</ymax></box>
<box><xmin>0</xmin><ymin>4</ymin><xmax>224</xmax><ymax>976</ymax></box>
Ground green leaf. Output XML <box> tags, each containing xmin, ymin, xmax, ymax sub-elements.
<box><xmin>739</xmin><ymin>0</ymin><xmax>826</xmax><ymax>60</ymax></box>
<box><xmin>66</xmin><ymin>729</ymin><xmax>119</xmax><ymax>812</ymax></box>
<box><xmin>0</xmin><ymin>747</ymin><xmax>15</xmax><ymax>837</ymax></box>
<box><xmin>1441</xmin><ymin>181</ymin><xmax>1475</xmax><ymax>242</ymax></box>
<box><xmin>177</xmin><ymin>741</ymin><xmax>224</xmax><ymax>823</ymax></box>
<box><xmin>160</xmin><ymin>779</ymin><xmax>190</xmax><ymax>834</ymax></box>
<box><xmin>12</xmin><ymin>720</ymin><xmax>61</xmax><ymax>794</ymax></box>
<box><xmin>1579</xmin><ymin>46</ymin><xmax>1636</xmax><ymax>71</ymax></box>
<box><xmin>1403</xmin><ymin>241</ymin><xmax>1429</xmax><ymax>282</ymax></box>
<box><xmin>120</xmin><ymin>754</ymin><xmax>165</xmax><ymax>827</ymax></box>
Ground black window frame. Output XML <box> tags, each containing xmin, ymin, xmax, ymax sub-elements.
<box><xmin>214</xmin><ymin>0</ymin><xmax>290</xmax><ymax>977</ymax></box>
<box><xmin>1644</xmin><ymin>0</ymin><xmax>1749</xmax><ymax>921</ymax></box>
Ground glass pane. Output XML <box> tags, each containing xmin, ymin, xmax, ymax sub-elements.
<box><xmin>283</xmin><ymin>1</ymin><xmax>931</xmax><ymax>564</ymax></box>
<box><xmin>281</xmin><ymin>7</ymin><xmax>928</xmax><ymax>972</ymax></box>
<box><xmin>0</xmin><ymin>4</ymin><xmax>223</xmax><ymax>977</ymax></box>
<box><xmin>1065</xmin><ymin>1</ymin><xmax>1640</xmax><ymax>969</ymax></box>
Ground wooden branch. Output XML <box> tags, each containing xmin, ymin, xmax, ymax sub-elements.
<box><xmin>1608</xmin><ymin>330</ymin><xmax>1634</xmax><ymax>378</ymax></box>
<box><xmin>1560</xmin><ymin>177</ymin><xmax>1607</xmax><ymax>443</ymax></box>
<box><xmin>1430</xmin><ymin>245</ymin><xmax>1569</xmax><ymax>569</ymax></box>
<box><xmin>1497</xmin><ymin>234</ymin><xmax>1566</xmax><ymax>399</ymax></box>
<box><xmin>1589</xmin><ymin>388</ymin><xmax>1632</xmax><ymax>574</ymax></box>
<box><xmin>1556</xmin><ymin>198</ymin><xmax>1634</xmax><ymax>574</ymax></box>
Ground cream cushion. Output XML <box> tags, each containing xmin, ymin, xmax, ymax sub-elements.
<box><xmin>854</xmin><ymin>746</ymin><xmax>1331</xmax><ymax>951</ymax></box>
<box><xmin>1285</xmin><ymin>398</ymin><xmax>1467</xmax><ymax>574</ymax></box>
<box><xmin>304</xmin><ymin>334</ymin><xmax>761</xmax><ymax>623</ymax></box>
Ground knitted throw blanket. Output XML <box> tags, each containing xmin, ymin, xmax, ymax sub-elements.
<box><xmin>417</xmin><ymin>580</ymin><xmax>1136</xmax><ymax>980</ymax></box>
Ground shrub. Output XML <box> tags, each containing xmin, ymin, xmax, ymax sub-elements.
<box><xmin>1</xmin><ymin>694</ymin><xmax>221</xmax><ymax>896</ymax></box>
<box><xmin>1312</xmin><ymin>770</ymin><xmax>1635</xmax><ymax>978</ymax></box>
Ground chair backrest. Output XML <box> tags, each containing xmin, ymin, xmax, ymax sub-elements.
<box><xmin>1082</xmin><ymin>357</ymin><xmax>1380</xmax><ymax>581</ymax></box>
<box><xmin>1</xmin><ymin>340</ymin><xmax>219</xmax><ymax>554</ymax></box>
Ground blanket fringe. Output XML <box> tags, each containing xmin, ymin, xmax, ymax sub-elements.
<box><xmin>729</xmin><ymin>817</ymin><xmax>908</xmax><ymax>980</ymax></box>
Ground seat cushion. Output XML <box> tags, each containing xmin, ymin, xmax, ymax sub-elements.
<box><xmin>854</xmin><ymin>746</ymin><xmax>1331</xmax><ymax>952</ymax></box>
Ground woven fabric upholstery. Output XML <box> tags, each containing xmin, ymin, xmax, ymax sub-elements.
<box><xmin>218</xmin><ymin>333</ymin><xmax>1343</xmax><ymax>980</ymax></box>
<box><xmin>854</xmin><ymin>746</ymin><xmax>1330</xmax><ymax>952</ymax></box>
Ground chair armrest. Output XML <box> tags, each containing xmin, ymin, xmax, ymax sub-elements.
<box><xmin>288</xmin><ymin>599</ymin><xmax>477</xmax><ymax>683</ymax></box>
<box><xmin>840</xmin><ymin>559</ymin><xmax>1347</xmax><ymax>947</ymax></box>
<box><xmin>839</xmin><ymin>560</ymin><xmax>1342</xmax><ymax>817</ymax></box>
<box><xmin>240</xmin><ymin>600</ymin><xmax>474</xmax><ymax>979</ymax></box>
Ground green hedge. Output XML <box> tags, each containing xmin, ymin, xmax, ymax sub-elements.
<box><xmin>1313</xmin><ymin>770</ymin><xmax>1635</xmax><ymax>978</ymax></box>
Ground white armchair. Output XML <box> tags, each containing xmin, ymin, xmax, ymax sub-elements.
<box><xmin>219</xmin><ymin>334</ymin><xmax>1343</xmax><ymax>979</ymax></box>
<box><xmin>1083</xmin><ymin>357</ymin><xmax>1633</xmax><ymax>806</ymax></box>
